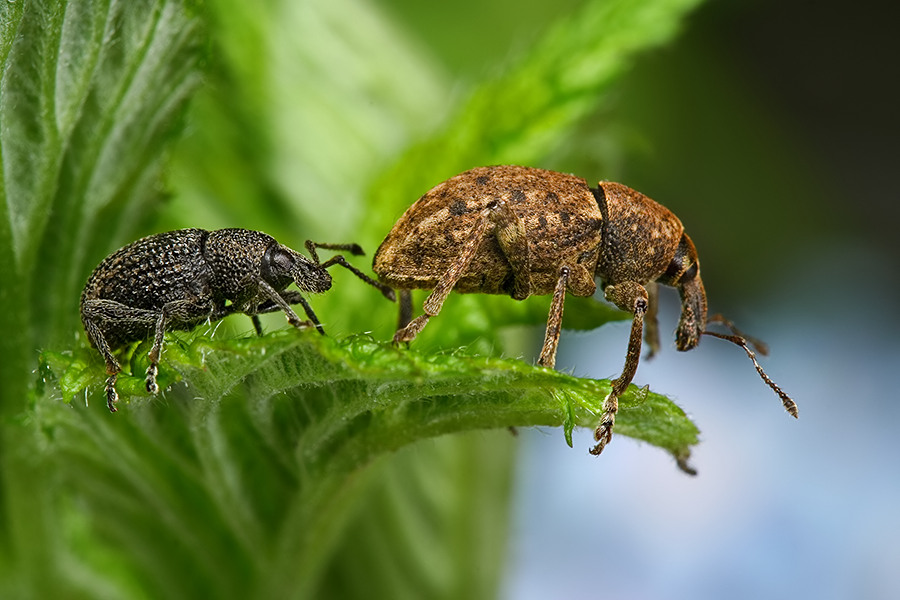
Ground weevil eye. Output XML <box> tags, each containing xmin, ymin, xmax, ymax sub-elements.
<box><xmin>261</xmin><ymin>244</ymin><xmax>293</xmax><ymax>282</ymax></box>
<box><xmin>663</xmin><ymin>253</ymin><xmax>683</xmax><ymax>281</ymax></box>
<box><xmin>659</xmin><ymin>234</ymin><xmax>699</xmax><ymax>285</ymax></box>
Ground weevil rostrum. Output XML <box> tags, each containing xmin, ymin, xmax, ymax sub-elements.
<box><xmin>372</xmin><ymin>165</ymin><xmax>797</xmax><ymax>455</ymax></box>
<box><xmin>81</xmin><ymin>228</ymin><xmax>395</xmax><ymax>412</ymax></box>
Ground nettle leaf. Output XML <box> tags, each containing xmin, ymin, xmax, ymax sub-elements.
<box><xmin>39</xmin><ymin>327</ymin><xmax>698</xmax><ymax>597</ymax></box>
<box><xmin>51</xmin><ymin>330</ymin><xmax>699</xmax><ymax>459</ymax></box>
<box><xmin>1</xmin><ymin>0</ymin><xmax>202</xmax><ymax>596</ymax></box>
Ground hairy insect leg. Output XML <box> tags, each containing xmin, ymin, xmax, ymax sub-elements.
<box><xmin>393</xmin><ymin>210</ymin><xmax>492</xmax><ymax>344</ymax></box>
<box><xmin>257</xmin><ymin>280</ymin><xmax>324</xmax><ymax>335</ymax></box>
<box><xmin>81</xmin><ymin>299</ymin><xmax>160</xmax><ymax>411</ymax></box>
<box><xmin>538</xmin><ymin>267</ymin><xmax>570</xmax><ymax>368</ymax></box>
<box><xmin>491</xmin><ymin>197</ymin><xmax>532</xmax><ymax>300</ymax></box>
<box><xmin>643</xmin><ymin>281</ymin><xmax>661</xmax><ymax>359</ymax></box>
<box><xmin>538</xmin><ymin>264</ymin><xmax>595</xmax><ymax>368</ymax></box>
<box><xmin>81</xmin><ymin>315</ymin><xmax>124</xmax><ymax>412</ymax></box>
<box><xmin>394</xmin><ymin>200</ymin><xmax>531</xmax><ymax>344</ymax></box>
<box><xmin>591</xmin><ymin>281</ymin><xmax>649</xmax><ymax>455</ymax></box>
<box><xmin>147</xmin><ymin>298</ymin><xmax>216</xmax><ymax>394</ymax></box>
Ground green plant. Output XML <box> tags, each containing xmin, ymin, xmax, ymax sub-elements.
<box><xmin>1</xmin><ymin>0</ymin><xmax>703</xmax><ymax>597</ymax></box>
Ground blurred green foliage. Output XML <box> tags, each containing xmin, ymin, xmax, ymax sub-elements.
<box><xmin>0</xmin><ymin>0</ymin><xmax>710</xmax><ymax>597</ymax></box>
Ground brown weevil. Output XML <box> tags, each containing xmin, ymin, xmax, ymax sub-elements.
<box><xmin>373</xmin><ymin>165</ymin><xmax>797</xmax><ymax>456</ymax></box>
<box><xmin>81</xmin><ymin>228</ymin><xmax>395</xmax><ymax>412</ymax></box>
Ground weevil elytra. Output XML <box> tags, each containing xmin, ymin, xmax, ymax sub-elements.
<box><xmin>81</xmin><ymin>228</ymin><xmax>395</xmax><ymax>412</ymax></box>
<box><xmin>372</xmin><ymin>165</ymin><xmax>797</xmax><ymax>456</ymax></box>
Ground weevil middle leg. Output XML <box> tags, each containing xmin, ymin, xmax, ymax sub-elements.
<box><xmin>538</xmin><ymin>263</ymin><xmax>596</xmax><ymax>368</ymax></box>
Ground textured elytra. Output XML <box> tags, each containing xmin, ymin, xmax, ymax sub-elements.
<box><xmin>373</xmin><ymin>166</ymin><xmax>606</xmax><ymax>296</ymax></box>
<box><xmin>373</xmin><ymin>166</ymin><xmax>688</xmax><ymax>297</ymax></box>
<box><xmin>80</xmin><ymin>228</ymin><xmax>395</xmax><ymax>411</ymax></box>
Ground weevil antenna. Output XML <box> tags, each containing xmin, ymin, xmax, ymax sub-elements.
<box><xmin>702</xmin><ymin>322</ymin><xmax>798</xmax><ymax>418</ymax></box>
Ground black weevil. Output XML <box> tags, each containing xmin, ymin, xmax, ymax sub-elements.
<box><xmin>81</xmin><ymin>228</ymin><xmax>394</xmax><ymax>411</ymax></box>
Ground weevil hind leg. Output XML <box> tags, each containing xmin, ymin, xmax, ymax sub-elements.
<box><xmin>591</xmin><ymin>281</ymin><xmax>649</xmax><ymax>455</ymax></box>
<box><xmin>81</xmin><ymin>299</ymin><xmax>159</xmax><ymax>411</ymax></box>
<box><xmin>83</xmin><ymin>317</ymin><xmax>122</xmax><ymax>412</ymax></box>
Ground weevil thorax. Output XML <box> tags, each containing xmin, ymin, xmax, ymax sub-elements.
<box><xmin>261</xmin><ymin>244</ymin><xmax>332</xmax><ymax>293</ymax></box>
<box><xmin>593</xmin><ymin>182</ymin><xmax>685</xmax><ymax>285</ymax></box>
<box><xmin>203</xmin><ymin>229</ymin><xmax>276</xmax><ymax>300</ymax></box>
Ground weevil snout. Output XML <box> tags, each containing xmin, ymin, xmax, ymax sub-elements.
<box><xmin>655</xmin><ymin>233</ymin><xmax>708</xmax><ymax>351</ymax></box>
<box><xmin>293</xmin><ymin>260</ymin><xmax>332</xmax><ymax>293</ymax></box>
<box><xmin>675</xmin><ymin>275</ymin><xmax>707</xmax><ymax>351</ymax></box>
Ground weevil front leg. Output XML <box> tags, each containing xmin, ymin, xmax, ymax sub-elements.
<box><xmin>255</xmin><ymin>280</ymin><xmax>324</xmax><ymax>334</ymax></box>
<box><xmin>590</xmin><ymin>281</ymin><xmax>649</xmax><ymax>455</ymax></box>
<box><xmin>394</xmin><ymin>199</ymin><xmax>531</xmax><ymax>344</ymax></box>
<box><xmin>643</xmin><ymin>281</ymin><xmax>661</xmax><ymax>359</ymax></box>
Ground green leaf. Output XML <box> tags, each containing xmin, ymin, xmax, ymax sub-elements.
<box><xmin>1</xmin><ymin>0</ymin><xmax>203</xmax><ymax>596</ymax></box>
<box><xmin>49</xmin><ymin>330</ymin><xmax>699</xmax><ymax>466</ymax></box>
<box><xmin>39</xmin><ymin>328</ymin><xmax>698</xmax><ymax>598</ymax></box>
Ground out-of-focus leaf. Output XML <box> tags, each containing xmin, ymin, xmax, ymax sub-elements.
<box><xmin>1</xmin><ymin>0</ymin><xmax>203</xmax><ymax>596</ymax></box>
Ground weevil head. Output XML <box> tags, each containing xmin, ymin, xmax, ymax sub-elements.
<box><xmin>262</xmin><ymin>244</ymin><xmax>332</xmax><ymax>293</ymax></box>
<box><xmin>656</xmin><ymin>233</ymin><xmax>708</xmax><ymax>351</ymax></box>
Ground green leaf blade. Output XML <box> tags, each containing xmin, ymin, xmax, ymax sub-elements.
<box><xmin>40</xmin><ymin>326</ymin><xmax>698</xmax><ymax>597</ymax></box>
